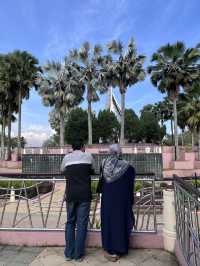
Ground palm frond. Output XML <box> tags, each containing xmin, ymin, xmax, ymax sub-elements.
<box><xmin>93</xmin><ymin>44</ymin><xmax>102</xmax><ymax>56</ymax></box>
<box><xmin>69</xmin><ymin>49</ymin><xmax>79</xmax><ymax>60</ymax></box>
<box><xmin>82</xmin><ymin>42</ymin><xmax>90</xmax><ymax>52</ymax></box>
<box><xmin>107</xmin><ymin>40</ymin><xmax>123</xmax><ymax>54</ymax></box>
<box><xmin>196</xmin><ymin>43</ymin><xmax>200</xmax><ymax>49</ymax></box>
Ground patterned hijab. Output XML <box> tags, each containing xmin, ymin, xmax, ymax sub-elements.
<box><xmin>102</xmin><ymin>144</ymin><xmax>129</xmax><ymax>183</ymax></box>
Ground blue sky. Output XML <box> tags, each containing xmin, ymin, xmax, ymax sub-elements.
<box><xmin>0</xmin><ymin>0</ymin><xmax>199</xmax><ymax>146</ymax></box>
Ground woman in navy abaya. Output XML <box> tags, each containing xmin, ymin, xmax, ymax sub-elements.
<box><xmin>97</xmin><ymin>144</ymin><xmax>135</xmax><ymax>262</ymax></box>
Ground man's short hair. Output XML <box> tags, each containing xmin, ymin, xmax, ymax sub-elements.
<box><xmin>72</xmin><ymin>140</ymin><xmax>84</xmax><ymax>150</ymax></box>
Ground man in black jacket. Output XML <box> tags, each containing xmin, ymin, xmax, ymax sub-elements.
<box><xmin>61</xmin><ymin>141</ymin><xmax>94</xmax><ymax>261</ymax></box>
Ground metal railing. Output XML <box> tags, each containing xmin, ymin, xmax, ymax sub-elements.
<box><xmin>174</xmin><ymin>176</ymin><xmax>200</xmax><ymax>266</ymax></box>
<box><xmin>0</xmin><ymin>175</ymin><xmax>160</xmax><ymax>233</ymax></box>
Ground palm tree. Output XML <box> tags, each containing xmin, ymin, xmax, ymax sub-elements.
<box><xmin>178</xmin><ymin>93</ymin><xmax>192</xmax><ymax>147</ymax></box>
<box><xmin>0</xmin><ymin>96</ymin><xmax>6</xmax><ymax>160</ymax></box>
<box><xmin>0</xmin><ymin>69</ymin><xmax>7</xmax><ymax>160</ymax></box>
<box><xmin>7</xmin><ymin>51</ymin><xmax>40</xmax><ymax>160</ymax></box>
<box><xmin>179</xmin><ymin>85</ymin><xmax>200</xmax><ymax>148</ymax></box>
<box><xmin>148</xmin><ymin>42</ymin><xmax>200</xmax><ymax>160</ymax></box>
<box><xmin>0</xmin><ymin>109</ymin><xmax>17</xmax><ymax>160</ymax></box>
<box><xmin>48</xmin><ymin>108</ymin><xmax>63</xmax><ymax>134</ymax></box>
<box><xmin>69</xmin><ymin>42</ymin><xmax>104</xmax><ymax>145</ymax></box>
<box><xmin>6</xmin><ymin>101</ymin><xmax>18</xmax><ymax>160</ymax></box>
<box><xmin>38</xmin><ymin>60</ymin><xmax>84</xmax><ymax>146</ymax></box>
<box><xmin>105</xmin><ymin>39</ymin><xmax>146</xmax><ymax>144</ymax></box>
<box><xmin>183</xmin><ymin>95</ymin><xmax>200</xmax><ymax>158</ymax></box>
<box><xmin>0</xmin><ymin>54</ymin><xmax>18</xmax><ymax>160</ymax></box>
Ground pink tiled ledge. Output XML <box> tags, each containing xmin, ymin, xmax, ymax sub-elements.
<box><xmin>0</xmin><ymin>230</ymin><xmax>163</xmax><ymax>249</ymax></box>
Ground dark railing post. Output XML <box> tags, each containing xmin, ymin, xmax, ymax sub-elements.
<box><xmin>174</xmin><ymin>175</ymin><xmax>200</xmax><ymax>266</ymax></box>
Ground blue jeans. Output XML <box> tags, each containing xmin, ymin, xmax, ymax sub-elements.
<box><xmin>64</xmin><ymin>202</ymin><xmax>90</xmax><ymax>259</ymax></box>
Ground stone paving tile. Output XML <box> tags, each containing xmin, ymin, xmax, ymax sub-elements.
<box><xmin>0</xmin><ymin>249</ymin><xmax>19</xmax><ymax>264</ymax></box>
<box><xmin>30</xmin><ymin>247</ymin><xmax>179</xmax><ymax>266</ymax></box>
<box><xmin>22</xmin><ymin>246</ymin><xmax>44</xmax><ymax>254</ymax></box>
<box><xmin>13</xmin><ymin>251</ymin><xmax>41</xmax><ymax>264</ymax></box>
<box><xmin>2</xmin><ymin>245</ymin><xmax>22</xmax><ymax>252</ymax></box>
<box><xmin>0</xmin><ymin>246</ymin><xmax>179</xmax><ymax>266</ymax></box>
<box><xmin>0</xmin><ymin>262</ymin><xmax>7</xmax><ymax>266</ymax></box>
<box><xmin>6</xmin><ymin>263</ymin><xmax>27</xmax><ymax>266</ymax></box>
<box><xmin>0</xmin><ymin>246</ymin><xmax>44</xmax><ymax>266</ymax></box>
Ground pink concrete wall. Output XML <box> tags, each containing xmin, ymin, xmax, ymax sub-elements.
<box><xmin>184</xmin><ymin>152</ymin><xmax>196</xmax><ymax>161</ymax></box>
<box><xmin>0</xmin><ymin>160</ymin><xmax>22</xmax><ymax>169</ymax></box>
<box><xmin>162</xmin><ymin>149</ymin><xmax>174</xmax><ymax>169</ymax></box>
<box><xmin>163</xmin><ymin>169</ymin><xmax>200</xmax><ymax>178</ymax></box>
<box><xmin>173</xmin><ymin>161</ymin><xmax>194</xmax><ymax>170</ymax></box>
<box><xmin>0</xmin><ymin>230</ymin><xmax>163</xmax><ymax>249</ymax></box>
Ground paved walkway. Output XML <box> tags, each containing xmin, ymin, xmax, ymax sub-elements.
<box><xmin>0</xmin><ymin>246</ymin><xmax>179</xmax><ymax>266</ymax></box>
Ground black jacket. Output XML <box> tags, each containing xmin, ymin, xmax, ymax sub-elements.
<box><xmin>61</xmin><ymin>150</ymin><xmax>94</xmax><ymax>202</ymax></box>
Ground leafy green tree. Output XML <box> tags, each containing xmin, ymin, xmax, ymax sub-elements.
<box><xmin>181</xmin><ymin>84</ymin><xmax>200</xmax><ymax>156</ymax></box>
<box><xmin>42</xmin><ymin>135</ymin><xmax>59</xmax><ymax>147</ymax></box>
<box><xmin>124</xmin><ymin>109</ymin><xmax>140</xmax><ymax>142</ymax></box>
<box><xmin>38</xmin><ymin>60</ymin><xmax>84</xmax><ymax>146</ymax></box>
<box><xmin>145</xmin><ymin>100</ymin><xmax>174</xmax><ymax>141</ymax></box>
<box><xmin>184</xmin><ymin>98</ymin><xmax>200</xmax><ymax>158</ymax></box>
<box><xmin>96</xmin><ymin>110</ymin><xmax>119</xmax><ymax>143</ymax></box>
<box><xmin>65</xmin><ymin>108</ymin><xmax>89</xmax><ymax>144</ymax></box>
<box><xmin>140</xmin><ymin>108</ymin><xmax>166</xmax><ymax>143</ymax></box>
<box><xmin>148</xmin><ymin>42</ymin><xmax>200</xmax><ymax>159</ymax></box>
<box><xmin>178</xmin><ymin>86</ymin><xmax>200</xmax><ymax>148</ymax></box>
<box><xmin>69</xmin><ymin>42</ymin><xmax>104</xmax><ymax>145</ymax></box>
<box><xmin>106</xmin><ymin>39</ymin><xmax>146</xmax><ymax>144</ymax></box>
<box><xmin>154</xmin><ymin>99</ymin><xmax>174</xmax><ymax>140</ymax></box>
<box><xmin>177</xmin><ymin>93</ymin><xmax>192</xmax><ymax>146</ymax></box>
<box><xmin>9</xmin><ymin>136</ymin><xmax>26</xmax><ymax>149</ymax></box>
<box><xmin>64</xmin><ymin>108</ymin><xmax>100</xmax><ymax>145</ymax></box>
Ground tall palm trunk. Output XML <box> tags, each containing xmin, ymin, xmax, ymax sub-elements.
<box><xmin>173</xmin><ymin>97</ymin><xmax>179</xmax><ymax>160</ymax></box>
<box><xmin>88</xmin><ymin>100</ymin><xmax>92</xmax><ymax>145</ymax></box>
<box><xmin>1</xmin><ymin>116</ymin><xmax>5</xmax><ymax>160</ymax></box>
<box><xmin>87</xmin><ymin>83</ymin><xmax>93</xmax><ymax>145</ymax></box>
<box><xmin>7</xmin><ymin>104</ymin><xmax>12</xmax><ymax>160</ymax></box>
<box><xmin>17</xmin><ymin>87</ymin><xmax>22</xmax><ymax>161</ymax></box>
<box><xmin>120</xmin><ymin>91</ymin><xmax>125</xmax><ymax>145</ymax></box>
<box><xmin>59</xmin><ymin>112</ymin><xmax>64</xmax><ymax>146</ymax></box>
<box><xmin>181</xmin><ymin>129</ymin><xmax>184</xmax><ymax>147</ymax></box>
<box><xmin>198</xmin><ymin>128</ymin><xmax>200</xmax><ymax>160</ymax></box>
<box><xmin>191</xmin><ymin>131</ymin><xmax>194</xmax><ymax>149</ymax></box>
<box><xmin>170</xmin><ymin>119</ymin><xmax>174</xmax><ymax>143</ymax></box>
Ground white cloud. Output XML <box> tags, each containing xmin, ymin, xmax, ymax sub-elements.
<box><xmin>11</xmin><ymin>123</ymin><xmax>55</xmax><ymax>147</ymax></box>
<box><xmin>22</xmin><ymin>124</ymin><xmax>54</xmax><ymax>147</ymax></box>
<box><xmin>22</xmin><ymin>131</ymin><xmax>50</xmax><ymax>147</ymax></box>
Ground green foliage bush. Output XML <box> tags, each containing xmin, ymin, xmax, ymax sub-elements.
<box><xmin>0</xmin><ymin>181</ymin><xmax>53</xmax><ymax>198</ymax></box>
<box><xmin>0</xmin><ymin>180</ymin><xmax>34</xmax><ymax>189</ymax></box>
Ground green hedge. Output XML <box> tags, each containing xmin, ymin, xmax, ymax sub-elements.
<box><xmin>0</xmin><ymin>181</ymin><xmax>53</xmax><ymax>198</ymax></box>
